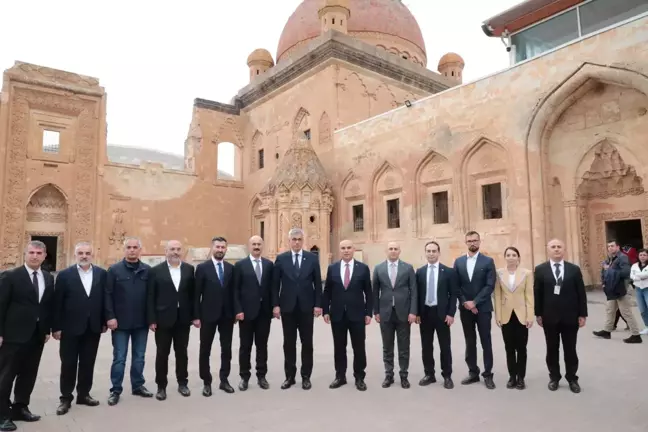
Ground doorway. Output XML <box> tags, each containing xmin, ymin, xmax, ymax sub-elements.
<box><xmin>605</xmin><ymin>219</ymin><xmax>643</xmax><ymax>250</ymax></box>
<box><xmin>310</xmin><ymin>245</ymin><xmax>320</xmax><ymax>261</ymax></box>
<box><xmin>31</xmin><ymin>235</ymin><xmax>58</xmax><ymax>272</ymax></box>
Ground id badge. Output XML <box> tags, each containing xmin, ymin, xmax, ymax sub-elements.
<box><xmin>554</xmin><ymin>285</ymin><xmax>561</xmax><ymax>295</ymax></box>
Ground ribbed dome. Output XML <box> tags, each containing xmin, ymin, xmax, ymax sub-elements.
<box><xmin>277</xmin><ymin>0</ymin><xmax>426</xmax><ymax>63</ymax></box>
<box><xmin>247</xmin><ymin>48</ymin><xmax>274</xmax><ymax>66</ymax></box>
<box><xmin>438</xmin><ymin>52</ymin><xmax>464</xmax><ymax>68</ymax></box>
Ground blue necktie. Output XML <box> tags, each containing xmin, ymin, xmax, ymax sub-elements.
<box><xmin>217</xmin><ymin>262</ymin><xmax>224</xmax><ymax>284</ymax></box>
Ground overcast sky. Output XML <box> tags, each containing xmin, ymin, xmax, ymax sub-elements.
<box><xmin>1</xmin><ymin>0</ymin><xmax>521</xmax><ymax>166</ymax></box>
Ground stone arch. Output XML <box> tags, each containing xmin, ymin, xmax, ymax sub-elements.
<box><xmin>215</xmin><ymin>117</ymin><xmax>244</xmax><ymax>148</ymax></box>
<box><xmin>25</xmin><ymin>183</ymin><xmax>68</xmax><ymax>271</ymax></box>
<box><xmin>371</xmin><ymin>161</ymin><xmax>404</xmax><ymax>237</ymax></box>
<box><xmin>414</xmin><ymin>149</ymin><xmax>452</xmax><ymax>236</ymax></box>
<box><xmin>293</xmin><ymin>107</ymin><xmax>310</xmax><ymax>137</ymax></box>
<box><xmin>250</xmin><ymin>130</ymin><xmax>263</xmax><ymax>172</ymax></box>
<box><xmin>249</xmin><ymin>195</ymin><xmax>266</xmax><ymax>239</ymax></box>
<box><xmin>216</xmin><ymin>142</ymin><xmax>241</xmax><ymax>181</ymax></box>
<box><xmin>371</xmin><ymin>83</ymin><xmax>398</xmax><ymax>117</ymax></box>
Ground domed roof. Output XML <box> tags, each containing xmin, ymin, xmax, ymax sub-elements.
<box><xmin>321</xmin><ymin>0</ymin><xmax>350</xmax><ymax>9</ymax></box>
<box><xmin>438</xmin><ymin>52</ymin><xmax>464</xmax><ymax>68</ymax></box>
<box><xmin>247</xmin><ymin>48</ymin><xmax>274</xmax><ymax>66</ymax></box>
<box><xmin>277</xmin><ymin>0</ymin><xmax>426</xmax><ymax>62</ymax></box>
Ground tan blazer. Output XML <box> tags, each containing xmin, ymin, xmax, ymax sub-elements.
<box><xmin>494</xmin><ymin>267</ymin><xmax>534</xmax><ymax>325</ymax></box>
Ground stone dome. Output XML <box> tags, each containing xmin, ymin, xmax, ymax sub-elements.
<box><xmin>277</xmin><ymin>0</ymin><xmax>427</xmax><ymax>65</ymax></box>
<box><xmin>247</xmin><ymin>48</ymin><xmax>274</xmax><ymax>67</ymax></box>
<box><xmin>438</xmin><ymin>52</ymin><xmax>464</xmax><ymax>68</ymax></box>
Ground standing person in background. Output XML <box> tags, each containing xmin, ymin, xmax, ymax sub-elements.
<box><xmin>629</xmin><ymin>248</ymin><xmax>648</xmax><ymax>336</ymax></box>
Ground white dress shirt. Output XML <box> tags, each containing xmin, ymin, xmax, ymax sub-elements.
<box><xmin>211</xmin><ymin>256</ymin><xmax>225</xmax><ymax>274</ymax></box>
<box><xmin>425</xmin><ymin>262</ymin><xmax>439</xmax><ymax>306</ymax></box>
<box><xmin>77</xmin><ymin>264</ymin><xmax>93</xmax><ymax>296</ymax></box>
<box><xmin>291</xmin><ymin>250</ymin><xmax>304</xmax><ymax>267</ymax></box>
<box><xmin>508</xmin><ymin>272</ymin><xmax>516</xmax><ymax>292</ymax></box>
<box><xmin>549</xmin><ymin>260</ymin><xmax>565</xmax><ymax>281</ymax></box>
<box><xmin>24</xmin><ymin>264</ymin><xmax>45</xmax><ymax>303</ymax></box>
<box><xmin>168</xmin><ymin>261</ymin><xmax>181</xmax><ymax>291</ymax></box>
<box><xmin>341</xmin><ymin>259</ymin><xmax>354</xmax><ymax>282</ymax></box>
<box><xmin>466</xmin><ymin>252</ymin><xmax>479</xmax><ymax>282</ymax></box>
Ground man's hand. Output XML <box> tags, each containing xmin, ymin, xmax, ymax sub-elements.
<box><xmin>107</xmin><ymin>319</ymin><xmax>118</xmax><ymax>330</ymax></box>
<box><xmin>0</xmin><ymin>336</ymin><xmax>3</xmax><ymax>348</ymax></box>
<box><xmin>323</xmin><ymin>314</ymin><xmax>330</xmax><ymax>324</ymax></box>
<box><xmin>44</xmin><ymin>335</ymin><xmax>50</xmax><ymax>343</ymax></box>
<box><xmin>526</xmin><ymin>320</ymin><xmax>534</xmax><ymax>329</ymax></box>
<box><xmin>314</xmin><ymin>307</ymin><xmax>322</xmax><ymax>318</ymax></box>
<box><xmin>102</xmin><ymin>326</ymin><xmax>107</xmax><ymax>333</ymax></box>
<box><xmin>471</xmin><ymin>307</ymin><xmax>478</xmax><ymax>315</ymax></box>
<box><xmin>149</xmin><ymin>324</ymin><xmax>157</xmax><ymax>332</ymax></box>
<box><xmin>445</xmin><ymin>316</ymin><xmax>454</xmax><ymax>326</ymax></box>
<box><xmin>464</xmin><ymin>301</ymin><xmax>476</xmax><ymax>310</ymax></box>
<box><xmin>375</xmin><ymin>314</ymin><xmax>381</xmax><ymax>324</ymax></box>
<box><xmin>53</xmin><ymin>331</ymin><xmax>62</xmax><ymax>340</ymax></box>
<box><xmin>408</xmin><ymin>314</ymin><xmax>417</xmax><ymax>324</ymax></box>
<box><xmin>536</xmin><ymin>316</ymin><xmax>543</xmax><ymax>327</ymax></box>
<box><xmin>496</xmin><ymin>320</ymin><xmax>501</xmax><ymax>327</ymax></box>
<box><xmin>236</xmin><ymin>313</ymin><xmax>244</xmax><ymax>321</ymax></box>
<box><xmin>578</xmin><ymin>317</ymin><xmax>586</xmax><ymax>328</ymax></box>
<box><xmin>415</xmin><ymin>316</ymin><xmax>421</xmax><ymax>325</ymax></box>
<box><xmin>192</xmin><ymin>319</ymin><xmax>201</xmax><ymax>329</ymax></box>
<box><xmin>364</xmin><ymin>316</ymin><xmax>371</xmax><ymax>326</ymax></box>
<box><xmin>273</xmin><ymin>307</ymin><xmax>281</xmax><ymax>319</ymax></box>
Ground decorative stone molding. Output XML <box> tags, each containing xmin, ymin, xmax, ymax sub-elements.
<box><xmin>24</xmin><ymin>231</ymin><xmax>66</xmax><ymax>271</ymax></box>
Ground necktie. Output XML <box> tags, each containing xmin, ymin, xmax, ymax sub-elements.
<box><xmin>426</xmin><ymin>265</ymin><xmax>436</xmax><ymax>305</ymax></box>
<box><xmin>254</xmin><ymin>259</ymin><xmax>262</xmax><ymax>284</ymax></box>
<box><xmin>343</xmin><ymin>263</ymin><xmax>350</xmax><ymax>289</ymax></box>
<box><xmin>554</xmin><ymin>263</ymin><xmax>562</xmax><ymax>284</ymax></box>
<box><xmin>294</xmin><ymin>253</ymin><xmax>300</xmax><ymax>271</ymax></box>
<box><xmin>390</xmin><ymin>263</ymin><xmax>397</xmax><ymax>287</ymax></box>
<box><xmin>32</xmin><ymin>271</ymin><xmax>39</xmax><ymax>300</ymax></box>
<box><xmin>217</xmin><ymin>262</ymin><xmax>224</xmax><ymax>285</ymax></box>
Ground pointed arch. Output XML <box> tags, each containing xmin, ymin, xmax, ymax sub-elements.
<box><xmin>371</xmin><ymin>160</ymin><xmax>403</xmax><ymax>192</ymax></box>
<box><xmin>293</xmin><ymin>107</ymin><xmax>310</xmax><ymax>136</ymax></box>
<box><xmin>414</xmin><ymin>150</ymin><xmax>452</xmax><ymax>236</ymax></box>
<box><xmin>459</xmin><ymin>136</ymin><xmax>509</xmax><ymax>174</ymax></box>
<box><xmin>250</xmin><ymin>130</ymin><xmax>263</xmax><ymax>173</ymax></box>
<box><xmin>318</xmin><ymin>111</ymin><xmax>331</xmax><ymax>146</ymax></box>
<box><xmin>370</xmin><ymin>161</ymin><xmax>404</xmax><ymax>238</ymax></box>
<box><xmin>27</xmin><ymin>182</ymin><xmax>69</xmax><ymax>204</ymax></box>
<box><xmin>215</xmin><ymin>117</ymin><xmax>244</xmax><ymax>148</ymax></box>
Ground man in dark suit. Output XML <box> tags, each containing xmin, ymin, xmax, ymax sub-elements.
<box><xmin>323</xmin><ymin>240</ymin><xmax>372</xmax><ymax>391</ymax></box>
<box><xmin>372</xmin><ymin>242</ymin><xmax>417</xmax><ymax>389</ymax></box>
<box><xmin>272</xmin><ymin>228</ymin><xmax>322</xmax><ymax>390</ymax></box>
<box><xmin>534</xmin><ymin>238</ymin><xmax>588</xmax><ymax>393</ymax></box>
<box><xmin>0</xmin><ymin>241</ymin><xmax>55</xmax><ymax>431</ymax></box>
<box><xmin>453</xmin><ymin>231</ymin><xmax>496</xmax><ymax>389</ymax></box>
<box><xmin>147</xmin><ymin>240</ymin><xmax>195</xmax><ymax>401</ymax></box>
<box><xmin>194</xmin><ymin>236</ymin><xmax>236</xmax><ymax>396</ymax></box>
<box><xmin>52</xmin><ymin>242</ymin><xmax>107</xmax><ymax>416</ymax></box>
<box><xmin>416</xmin><ymin>241</ymin><xmax>458</xmax><ymax>390</ymax></box>
<box><xmin>234</xmin><ymin>236</ymin><xmax>273</xmax><ymax>391</ymax></box>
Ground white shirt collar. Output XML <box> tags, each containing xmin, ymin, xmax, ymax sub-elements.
<box><xmin>249</xmin><ymin>254</ymin><xmax>262</xmax><ymax>263</ymax></box>
<box><xmin>549</xmin><ymin>259</ymin><xmax>564</xmax><ymax>267</ymax></box>
<box><xmin>76</xmin><ymin>264</ymin><xmax>93</xmax><ymax>273</ymax></box>
<box><xmin>291</xmin><ymin>250</ymin><xmax>303</xmax><ymax>256</ymax></box>
<box><xmin>467</xmin><ymin>252</ymin><xmax>480</xmax><ymax>259</ymax></box>
<box><xmin>167</xmin><ymin>260</ymin><xmax>181</xmax><ymax>269</ymax></box>
<box><xmin>24</xmin><ymin>264</ymin><xmax>42</xmax><ymax>275</ymax></box>
<box><xmin>211</xmin><ymin>256</ymin><xmax>224</xmax><ymax>265</ymax></box>
<box><xmin>387</xmin><ymin>259</ymin><xmax>399</xmax><ymax>266</ymax></box>
<box><xmin>428</xmin><ymin>261</ymin><xmax>438</xmax><ymax>268</ymax></box>
<box><xmin>342</xmin><ymin>259</ymin><xmax>354</xmax><ymax>267</ymax></box>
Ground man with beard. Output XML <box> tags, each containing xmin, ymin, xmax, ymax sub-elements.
<box><xmin>105</xmin><ymin>237</ymin><xmax>153</xmax><ymax>406</ymax></box>
<box><xmin>453</xmin><ymin>231</ymin><xmax>496</xmax><ymax>390</ymax></box>
<box><xmin>194</xmin><ymin>237</ymin><xmax>236</xmax><ymax>396</ymax></box>
<box><xmin>147</xmin><ymin>240</ymin><xmax>196</xmax><ymax>401</ymax></box>
<box><xmin>233</xmin><ymin>236</ymin><xmax>274</xmax><ymax>391</ymax></box>
<box><xmin>0</xmin><ymin>241</ymin><xmax>54</xmax><ymax>431</ymax></box>
<box><xmin>53</xmin><ymin>242</ymin><xmax>107</xmax><ymax>415</ymax></box>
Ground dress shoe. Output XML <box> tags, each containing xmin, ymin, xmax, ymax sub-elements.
<box><xmin>516</xmin><ymin>379</ymin><xmax>526</xmax><ymax>390</ymax></box>
<box><xmin>107</xmin><ymin>392</ymin><xmax>120</xmax><ymax>406</ymax></box>
<box><xmin>11</xmin><ymin>407</ymin><xmax>40</xmax><ymax>422</ymax></box>
<box><xmin>239</xmin><ymin>379</ymin><xmax>249</xmax><ymax>391</ymax></box>
<box><xmin>257</xmin><ymin>377</ymin><xmax>270</xmax><ymax>390</ymax></box>
<box><xmin>202</xmin><ymin>384</ymin><xmax>212</xmax><ymax>397</ymax></box>
<box><xmin>547</xmin><ymin>380</ymin><xmax>559</xmax><ymax>391</ymax></box>
<box><xmin>623</xmin><ymin>334</ymin><xmax>643</xmax><ymax>344</ymax></box>
<box><xmin>132</xmin><ymin>386</ymin><xmax>153</xmax><ymax>398</ymax></box>
<box><xmin>461</xmin><ymin>375</ymin><xmax>480</xmax><ymax>385</ymax></box>
<box><xmin>155</xmin><ymin>388</ymin><xmax>167</xmax><ymax>401</ymax></box>
<box><xmin>302</xmin><ymin>377</ymin><xmax>312</xmax><ymax>390</ymax></box>
<box><xmin>381</xmin><ymin>376</ymin><xmax>394</xmax><ymax>388</ymax></box>
<box><xmin>418</xmin><ymin>375</ymin><xmax>436</xmax><ymax>386</ymax></box>
<box><xmin>506</xmin><ymin>377</ymin><xmax>517</xmax><ymax>389</ymax></box>
<box><xmin>0</xmin><ymin>419</ymin><xmax>16</xmax><ymax>432</ymax></box>
<box><xmin>484</xmin><ymin>376</ymin><xmax>496</xmax><ymax>390</ymax></box>
<box><xmin>355</xmin><ymin>379</ymin><xmax>367</xmax><ymax>391</ymax></box>
<box><xmin>329</xmin><ymin>377</ymin><xmax>347</xmax><ymax>389</ymax></box>
<box><xmin>178</xmin><ymin>385</ymin><xmax>191</xmax><ymax>397</ymax></box>
<box><xmin>401</xmin><ymin>378</ymin><xmax>411</xmax><ymax>389</ymax></box>
<box><xmin>219</xmin><ymin>381</ymin><xmax>235</xmax><ymax>394</ymax></box>
<box><xmin>281</xmin><ymin>378</ymin><xmax>296</xmax><ymax>389</ymax></box>
<box><xmin>568</xmin><ymin>381</ymin><xmax>581</xmax><ymax>394</ymax></box>
<box><xmin>592</xmin><ymin>330</ymin><xmax>611</xmax><ymax>339</ymax></box>
<box><xmin>76</xmin><ymin>395</ymin><xmax>100</xmax><ymax>406</ymax></box>
<box><xmin>56</xmin><ymin>401</ymin><xmax>71</xmax><ymax>416</ymax></box>
<box><xmin>443</xmin><ymin>378</ymin><xmax>454</xmax><ymax>389</ymax></box>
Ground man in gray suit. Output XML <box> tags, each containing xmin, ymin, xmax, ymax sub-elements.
<box><xmin>372</xmin><ymin>242</ymin><xmax>418</xmax><ymax>388</ymax></box>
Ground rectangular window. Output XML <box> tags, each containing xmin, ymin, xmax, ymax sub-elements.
<box><xmin>579</xmin><ymin>0</ymin><xmax>648</xmax><ymax>36</ymax></box>
<box><xmin>512</xmin><ymin>9</ymin><xmax>578</xmax><ymax>63</ymax></box>
<box><xmin>352</xmin><ymin>204</ymin><xmax>364</xmax><ymax>232</ymax></box>
<box><xmin>482</xmin><ymin>183</ymin><xmax>503</xmax><ymax>220</ymax></box>
<box><xmin>387</xmin><ymin>198</ymin><xmax>400</xmax><ymax>229</ymax></box>
<box><xmin>258</xmin><ymin>149</ymin><xmax>265</xmax><ymax>169</ymax></box>
<box><xmin>260</xmin><ymin>221</ymin><xmax>265</xmax><ymax>240</ymax></box>
<box><xmin>304</xmin><ymin>129</ymin><xmax>311</xmax><ymax>140</ymax></box>
<box><xmin>42</xmin><ymin>130</ymin><xmax>60</xmax><ymax>154</ymax></box>
<box><xmin>432</xmin><ymin>191</ymin><xmax>449</xmax><ymax>224</ymax></box>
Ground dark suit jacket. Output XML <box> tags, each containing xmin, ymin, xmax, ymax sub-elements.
<box><xmin>233</xmin><ymin>257</ymin><xmax>274</xmax><ymax>321</ymax></box>
<box><xmin>0</xmin><ymin>266</ymin><xmax>54</xmax><ymax>344</ymax></box>
<box><xmin>104</xmin><ymin>259</ymin><xmax>151</xmax><ymax>330</ymax></box>
<box><xmin>534</xmin><ymin>260</ymin><xmax>588</xmax><ymax>325</ymax></box>
<box><xmin>53</xmin><ymin>265</ymin><xmax>107</xmax><ymax>335</ymax></box>
<box><xmin>147</xmin><ymin>261</ymin><xmax>195</xmax><ymax>329</ymax></box>
<box><xmin>415</xmin><ymin>263</ymin><xmax>459</xmax><ymax>320</ymax></box>
<box><xmin>272</xmin><ymin>250</ymin><xmax>322</xmax><ymax>313</ymax></box>
<box><xmin>453</xmin><ymin>253</ymin><xmax>496</xmax><ymax>312</ymax></box>
<box><xmin>372</xmin><ymin>260</ymin><xmax>418</xmax><ymax>322</ymax></box>
<box><xmin>601</xmin><ymin>252</ymin><xmax>630</xmax><ymax>300</ymax></box>
<box><xmin>194</xmin><ymin>259</ymin><xmax>235</xmax><ymax>323</ymax></box>
<box><xmin>322</xmin><ymin>260</ymin><xmax>372</xmax><ymax>322</ymax></box>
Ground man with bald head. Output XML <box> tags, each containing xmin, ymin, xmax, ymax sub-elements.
<box><xmin>147</xmin><ymin>240</ymin><xmax>195</xmax><ymax>401</ymax></box>
<box><xmin>233</xmin><ymin>236</ymin><xmax>274</xmax><ymax>391</ymax></box>
<box><xmin>323</xmin><ymin>240</ymin><xmax>372</xmax><ymax>391</ymax></box>
<box><xmin>534</xmin><ymin>239</ymin><xmax>587</xmax><ymax>394</ymax></box>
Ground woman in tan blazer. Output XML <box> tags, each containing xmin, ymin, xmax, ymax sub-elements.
<box><xmin>494</xmin><ymin>246</ymin><xmax>534</xmax><ymax>390</ymax></box>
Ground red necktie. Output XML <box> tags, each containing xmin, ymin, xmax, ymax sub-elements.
<box><xmin>343</xmin><ymin>263</ymin><xmax>350</xmax><ymax>289</ymax></box>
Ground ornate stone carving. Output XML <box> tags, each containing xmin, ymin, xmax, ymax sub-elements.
<box><xmin>319</xmin><ymin>112</ymin><xmax>331</xmax><ymax>146</ymax></box>
<box><xmin>250</xmin><ymin>130</ymin><xmax>263</xmax><ymax>173</ymax></box>
<box><xmin>293</xmin><ymin>108</ymin><xmax>310</xmax><ymax>136</ymax></box>
<box><xmin>6</xmin><ymin>62</ymin><xmax>102</xmax><ymax>95</ymax></box>
<box><xmin>108</xmin><ymin>208</ymin><xmax>127</xmax><ymax>246</ymax></box>
<box><xmin>291</xmin><ymin>213</ymin><xmax>303</xmax><ymax>229</ymax></box>
<box><xmin>578</xmin><ymin>206</ymin><xmax>590</xmax><ymax>271</ymax></box>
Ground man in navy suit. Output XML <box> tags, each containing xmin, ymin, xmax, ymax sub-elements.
<box><xmin>322</xmin><ymin>240</ymin><xmax>372</xmax><ymax>391</ymax></box>
<box><xmin>453</xmin><ymin>231</ymin><xmax>496</xmax><ymax>389</ymax></box>
<box><xmin>52</xmin><ymin>242</ymin><xmax>107</xmax><ymax>415</ymax></box>
<box><xmin>272</xmin><ymin>228</ymin><xmax>322</xmax><ymax>390</ymax></box>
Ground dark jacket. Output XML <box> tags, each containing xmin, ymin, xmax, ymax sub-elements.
<box><xmin>534</xmin><ymin>260</ymin><xmax>588</xmax><ymax>325</ymax></box>
<box><xmin>104</xmin><ymin>259</ymin><xmax>151</xmax><ymax>330</ymax></box>
<box><xmin>415</xmin><ymin>263</ymin><xmax>459</xmax><ymax>320</ymax></box>
<box><xmin>322</xmin><ymin>260</ymin><xmax>372</xmax><ymax>322</ymax></box>
<box><xmin>233</xmin><ymin>257</ymin><xmax>274</xmax><ymax>321</ymax></box>
<box><xmin>601</xmin><ymin>252</ymin><xmax>630</xmax><ymax>300</ymax></box>
<box><xmin>194</xmin><ymin>259</ymin><xmax>235</xmax><ymax>323</ymax></box>
<box><xmin>147</xmin><ymin>261</ymin><xmax>195</xmax><ymax>329</ymax></box>
<box><xmin>272</xmin><ymin>250</ymin><xmax>322</xmax><ymax>313</ymax></box>
<box><xmin>53</xmin><ymin>264</ymin><xmax>107</xmax><ymax>335</ymax></box>
<box><xmin>453</xmin><ymin>253</ymin><xmax>496</xmax><ymax>313</ymax></box>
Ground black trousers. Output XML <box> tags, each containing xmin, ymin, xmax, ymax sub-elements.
<box><xmin>501</xmin><ymin>312</ymin><xmax>528</xmax><ymax>380</ymax></box>
<box><xmin>59</xmin><ymin>328</ymin><xmax>101</xmax><ymax>402</ymax></box>
<box><xmin>0</xmin><ymin>329</ymin><xmax>45</xmax><ymax>418</ymax></box>
<box><xmin>420</xmin><ymin>306</ymin><xmax>452</xmax><ymax>378</ymax></box>
<box><xmin>379</xmin><ymin>308</ymin><xmax>411</xmax><ymax>379</ymax></box>
<box><xmin>331</xmin><ymin>312</ymin><xmax>366</xmax><ymax>379</ymax></box>
<box><xmin>238</xmin><ymin>315</ymin><xmax>272</xmax><ymax>380</ymax></box>
<box><xmin>199</xmin><ymin>318</ymin><xmax>234</xmax><ymax>385</ymax></box>
<box><xmin>614</xmin><ymin>309</ymin><xmax>628</xmax><ymax>327</ymax></box>
<box><xmin>281</xmin><ymin>309</ymin><xmax>314</xmax><ymax>379</ymax></box>
<box><xmin>543</xmin><ymin>321</ymin><xmax>579</xmax><ymax>382</ymax></box>
<box><xmin>155</xmin><ymin>319</ymin><xmax>190</xmax><ymax>388</ymax></box>
<box><xmin>460</xmin><ymin>308</ymin><xmax>493</xmax><ymax>377</ymax></box>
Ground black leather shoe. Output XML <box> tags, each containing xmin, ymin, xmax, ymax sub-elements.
<box><xmin>401</xmin><ymin>378</ymin><xmax>411</xmax><ymax>389</ymax></box>
<box><xmin>461</xmin><ymin>375</ymin><xmax>480</xmax><ymax>385</ymax></box>
<box><xmin>11</xmin><ymin>407</ymin><xmax>40</xmax><ymax>422</ymax></box>
<box><xmin>593</xmin><ymin>330</ymin><xmax>611</xmax><ymax>339</ymax></box>
<box><xmin>506</xmin><ymin>377</ymin><xmax>517</xmax><ymax>389</ymax></box>
<box><xmin>155</xmin><ymin>388</ymin><xmax>167</xmax><ymax>401</ymax></box>
<box><xmin>484</xmin><ymin>376</ymin><xmax>496</xmax><ymax>389</ymax></box>
<box><xmin>132</xmin><ymin>386</ymin><xmax>153</xmax><ymax>397</ymax></box>
<box><xmin>219</xmin><ymin>381</ymin><xmax>235</xmax><ymax>394</ymax></box>
<box><xmin>178</xmin><ymin>385</ymin><xmax>191</xmax><ymax>397</ymax></box>
<box><xmin>443</xmin><ymin>378</ymin><xmax>454</xmax><ymax>389</ymax></box>
<box><xmin>419</xmin><ymin>375</ymin><xmax>436</xmax><ymax>386</ymax></box>
<box><xmin>548</xmin><ymin>380</ymin><xmax>559</xmax><ymax>391</ymax></box>
<box><xmin>257</xmin><ymin>377</ymin><xmax>270</xmax><ymax>390</ymax></box>
<box><xmin>568</xmin><ymin>381</ymin><xmax>581</xmax><ymax>394</ymax></box>
<box><xmin>302</xmin><ymin>377</ymin><xmax>312</xmax><ymax>390</ymax></box>
<box><xmin>281</xmin><ymin>378</ymin><xmax>296</xmax><ymax>390</ymax></box>
<box><xmin>382</xmin><ymin>376</ymin><xmax>394</xmax><ymax>388</ymax></box>
<box><xmin>355</xmin><ymin>379</ymin><xmax>367</xmax><ymax>391</ymax></box>
<box><xmin>76</xmin><ymin>395</ymin><xmax>100</xmax><ymax>406</ymax></box>
<box><xmin>624</xmin><ymin>334</ymin><xmax>643</xmax><ymax>344</ymax></box>
<box><xmin>56</xmin><ymin>401</ymin><xmax>71</xmax><ymax>416</ymax></box>
<box><xmin>516</xmin><ymin>379</ymin><xmax>526</xmax><ymax>390</ymax></box>
<box><xmin>329</xmin><ymin>377</ymin><xmax>347</xmax><ymax>389</ymax></box>
<box><xmin>238</xmin><ymin>379</ymin><xmax>249</xmax><ymax>391</ymax></box>
<box><xmin>0</xmin><ymin>419</ymin><xmax>16</xmax><ymax>431</ymax></box>
<box><xmin>107</xmin><ymin>392</ymin><xmax>120</xmax><ymax>406</ymax></box>
<box><xmin>202</xmin><ymin>384</ymin><xmax>212</xmax><ymax>397</ymax></box>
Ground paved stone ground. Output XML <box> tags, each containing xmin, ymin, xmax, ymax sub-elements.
<box><xmin>15</xmin><ymin>291</ymin><xmax>648</xmax><ymax>432</ymax></box>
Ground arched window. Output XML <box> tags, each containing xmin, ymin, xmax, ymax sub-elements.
<box><xmin>217</xmin><ymin>142</ymin><xmax>241</xmax><ymax>181</ymax></box>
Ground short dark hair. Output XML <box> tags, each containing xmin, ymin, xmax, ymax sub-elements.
<box><xmin>504</xmin><ymin>246</ymin><xmax>520</xmax><ymax>258</ymax></box>
<box><xmin>465</xmin><ymin>231</ymin><xmax>480</xmax><ymax>239</ymax></box>
<box><xmin>424</xmin><ymin>241</ymin><xmax>440</xmax><ymax>252</ymax></box>
<box><xmin>212</xmin><ymin>236</ymin><xmax>228</xmax><ymax>244</ymax></box>
<box><xmin>606</xmin><ymin>239</ymin><xmax>619</xmax><ymax>246</ymax></box>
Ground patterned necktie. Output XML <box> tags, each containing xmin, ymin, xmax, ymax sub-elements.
<box><xmin>217</xmin><ymin>262</ymin><xmax>224</xmax><ymax>285</ymax></box>
<box><xmin>426</xmin><ymin>264</ymin><xmax>436</xmax><ymax>305</ymax></box>
<box><xmin>390</xmin><ymin>262</ymin><xmax>397</xmax><ymax>287</ymax></box>
<box><xmin>32</xmin><ymin>271</ymin><xmax>39</xmax><ymax>300</ymax></box>
<box><xmin>554</xmin><ymin>263</ymin><xmax>562</xmax><ymax>284</ymax></box>
<box><xmin>343</xmin><ymin>263</ymin><xmax>351</xmax><ymax>289</ymax></box>
<box><xmin>254</xmin><ymin>259</ymin><xmax>262</xmax><ymax>284</ymax></box>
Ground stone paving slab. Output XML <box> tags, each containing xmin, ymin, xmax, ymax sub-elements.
<box><xmin>15</xmin><ymin>291</ymin><xmax>648</xmax><ymax>432</ymax></box>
